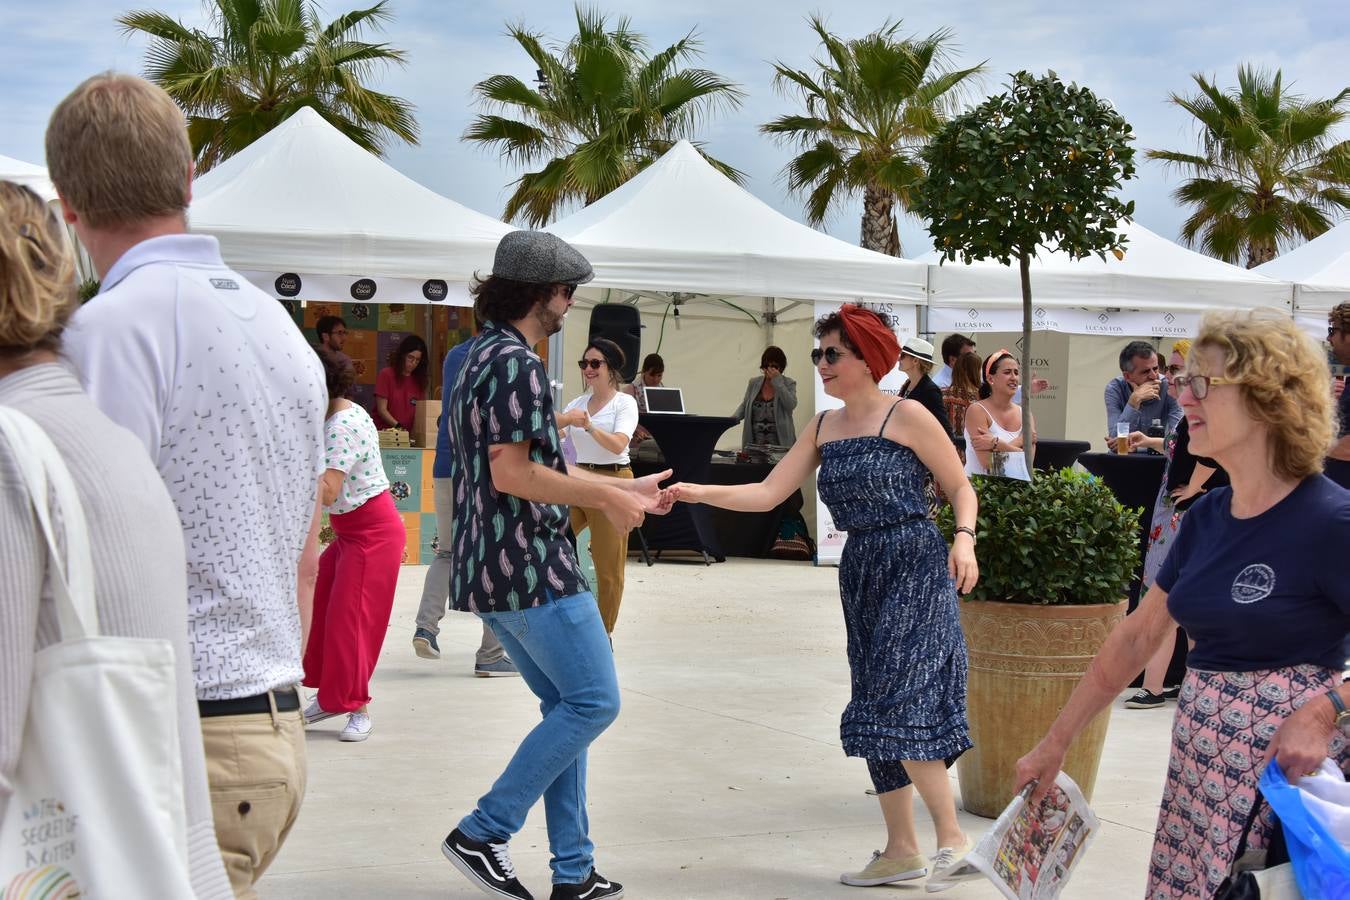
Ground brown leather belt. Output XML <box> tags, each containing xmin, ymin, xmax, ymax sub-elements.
<box><xmin>576</xmin><ymin>462</ymin><xmax>629</xmax><ymax>472</ymax></box>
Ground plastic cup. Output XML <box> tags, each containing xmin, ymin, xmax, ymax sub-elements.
<box><xmin>1115</xmin><ymin>422</ymin><xmax>1130</xmax><ymax>454</ymax></box>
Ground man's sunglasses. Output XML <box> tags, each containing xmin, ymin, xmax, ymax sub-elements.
<box><xmin>577</xmin><ymin>359</ymin><xmax>605</xmax><ymax>370</ymax></box>
<box><xmin>558</xmin><ymin>283</ymin><xmax>577</xmax><ymax>299</ymax></box>
<box><xmin>810</xmin><ymin>347</ymin><xmax>851</xmax><ymax>365</ymax></box>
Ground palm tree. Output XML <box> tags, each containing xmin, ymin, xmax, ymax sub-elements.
<box><xmin>1147</xmin><ymin>67</ymin><xmax>1350</xmax><ymax>268</ymax></box>
<box><xmin>119</xmin><ymin>0</ymin><xmax>418</xmax><ymax>173</ymax></box>
<box><xmin>464</xmin><ymin>6</ymin><xmax>744</xmax><ymax>227</ymax></box>
<box><xmin>762</xmin><ymin>17</ymin><xmax>984</xmax><ymax>256</ymax></box>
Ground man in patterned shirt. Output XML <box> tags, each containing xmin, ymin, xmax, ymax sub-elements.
<box><xmin>50</xmin><ymin>73</ymin><xmax>325</xmax><ymax>896</ymax></box>
<box><xmin>439</xmin><ymin>232</ymin><xmax>672</xmax><ymax>900</ymax></box>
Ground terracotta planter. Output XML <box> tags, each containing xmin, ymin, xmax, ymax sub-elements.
<box><xmin>956</xmin><ymin>600</ymin><xmax>1126</xmax><ymax>818</ymax></box>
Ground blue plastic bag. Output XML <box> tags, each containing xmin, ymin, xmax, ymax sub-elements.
<box><xmin>1260</xmin><ymin>760</ymin><xmax>1350</xmax><ymax>900</ymax></box>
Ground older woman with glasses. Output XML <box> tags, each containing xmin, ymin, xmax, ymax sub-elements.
<box><xmin>672</xmin><ymin>305</ymin><xmax>980</xmax><ymax>889</ymax></box>
<box><xmin>558</xmin><ymin>338</ymin><xmax>640</xmax><ymax>634</ymax></box>
<box><xmin>1016</xmin><ymin>309</ymin><xmax>1350</xmax><ymax>900</ymax></box>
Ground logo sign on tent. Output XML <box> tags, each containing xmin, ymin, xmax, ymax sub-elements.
<box><xmin>241</xmin><ymin>270</ymin><xmax>473</xmax><ymax>306</ymax></box>
<box><xmin>930</xmin><ymin>306</ymin><xmax>1200</xmax><ymax>337</ymax></box>
<box><xmin>811</xmin><ymin>300</ymin><xmax>917</xmax><ymax>566</ymax></box>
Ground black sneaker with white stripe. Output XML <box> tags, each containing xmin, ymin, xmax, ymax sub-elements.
<box><xmin>441</xmin><ymin>828</ymin><xmax>533</xmax><ymax>900</ymax></box>
<box><xmin>549</xmin><ymin>869</ymin><xmax>624</xmax><ymax>900</ymax></box>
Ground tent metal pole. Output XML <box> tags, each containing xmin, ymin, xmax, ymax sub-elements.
<box><xmin>764</xmin><ymin>297</ymin><xmax>775</xmax><ymax>345</ymax></box>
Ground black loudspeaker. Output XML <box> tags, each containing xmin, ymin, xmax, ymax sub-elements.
<box><xmin>587</xmin><ymin>303</ymin><xmax>641</xmax><ymax>383</ymax></box>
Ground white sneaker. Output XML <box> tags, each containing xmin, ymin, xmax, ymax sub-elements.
<box><xmin>302</xmin><ymin>697</ymin><xmax>341</xmax><ymax>726</ymax></box>
<box><xmin>339</xmin><ymin>712</ymin><xmax>373</xmax><ymax>742</ymax></box>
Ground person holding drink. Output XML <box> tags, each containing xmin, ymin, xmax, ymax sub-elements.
<box><xmin>670</xmin><ymin>305</ymin><xmax>980</xmax><ymax>887</ymax></box>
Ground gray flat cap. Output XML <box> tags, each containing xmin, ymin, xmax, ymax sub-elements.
<box><xmin>492</xmin><ymin>230</ymin><xmax>594</xmax><ymax>285</ymax></box>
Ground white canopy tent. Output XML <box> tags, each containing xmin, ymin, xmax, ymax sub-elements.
<box><xmin>1256</xmin><ymin>222</ymin><xmax>1350</xmax><ymax>333</ymax></box>
<box><xmin>0</xmin><ymin>153</ymin><xmax>96</xmax><ymax>280</ymax></box>
<box><xmin>546</xmin><ymin>139</ymin><xmax>928</xmax><ymax>318</ymax></box>
<box><xmin>919</xmin><ymin>220</ymin><xmax>1292</xmax><ymax>339</ymax></box>
<box><xmin>190</xmin><ymin>107</ymin><xmax>511</xmax><ymax>305</ymax></box>
<box><xmin>0</xmin><ymin>153</ymin><xmax>57</xmax><ymax>202</ymax></box>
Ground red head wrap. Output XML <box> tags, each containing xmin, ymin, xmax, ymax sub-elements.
<box><xmin>837</xmin><ymin>304</ymin><xmax>900</xmax><ymax>383</ymax></box>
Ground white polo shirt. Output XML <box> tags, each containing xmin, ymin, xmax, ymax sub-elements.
<box><xmin>64</xmin><ymin>235</ymin><xmax>326</xmax><ymax>701</ymax></box>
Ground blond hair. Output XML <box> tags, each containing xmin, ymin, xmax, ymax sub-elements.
<box><xmin>1191</xmin><ymin>309</ymin><xmax>1333</xmax><ymax>480</ymax></box>
<box><xmin>1170</xmin><ymin>338</ymin><xmax>1192</xmax><ymax>360</ymax></box>
<box><xmin>0</xmin><ymin>181</ymin><xmax>77</xmax><ymax>354</ymax></box>
<box><xmin>45</xmin><ymin>72</ymin><xmax>192</xmax><ymax>229</ymax></box>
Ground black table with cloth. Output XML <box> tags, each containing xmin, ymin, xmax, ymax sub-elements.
<box><xmin>951</xmin><ymin>437</ymin><xmax>1093</xmax><ymax>472</ymax></box>
<box><xmin>1076</xmin><ymin>450</ymin><xmax>1167</xmax><ymax>608</ymax></box>
<box><xmin>630</xmin><ymin>414</ymin><xmax>738</xmax><ymax>563</ymax></box>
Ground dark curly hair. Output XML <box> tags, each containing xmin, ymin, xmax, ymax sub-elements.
<box><xmin>812</xmin><ymin>308</ymin><xmax>895</xmax><ymax>358</ymax></box>
<box><xmin>471</xmin><ymin>274</ymin><xmax>556</xmax><ymax>325</ymax></box>
<box><xmin>386</xmin><ymin>334</ymin><xmax>428</xmax><ymax>388</ymax></box>
<box><xmin>316</xmin><ymin>347</ymin><xmax>355</xmax><ymax>401</ymax></box>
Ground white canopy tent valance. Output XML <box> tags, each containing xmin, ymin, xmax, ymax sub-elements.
<box><xmin>919</xmin><ymin>221</ymin><xmax>1292</xmax><ymax>337</ymax></box>
<box><xmin>1256</xmin><ymin>222</ymin><xmax>1350</xmax><ymax>332</ymax></box>
<box><xmin>189</xmin><ymin>107</ymin><xmax>511</xmax><ymax>305</ymax></box>
<box><xmin>546</xmin><ymin>140</ymin><xmax>928</xmax><ymax>310</ymax></box>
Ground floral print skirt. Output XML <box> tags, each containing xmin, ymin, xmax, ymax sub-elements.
<box><xmin>1147</xmin><ymin>664</ymin><xmax>1345</xmax><ymax>899</ymax></box>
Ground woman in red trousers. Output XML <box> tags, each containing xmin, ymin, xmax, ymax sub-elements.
<box><xmin>303</xmin><ymin>349</ymin><xmax>405</xmax><ymax>741</ymax></box>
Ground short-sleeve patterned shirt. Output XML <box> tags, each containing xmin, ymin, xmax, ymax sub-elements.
<box><xmin>324</xmin><ymin>405</ymin><xmax>389</xmax><ymax>515</ymax></box>
<box><xmin>448</xmin><ymin>321</ymin><xmax>589</xmax><ymax>612</ymax></box>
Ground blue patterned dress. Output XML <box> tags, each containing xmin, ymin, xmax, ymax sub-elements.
<box><xmin>816</xmin><ymin>405</ymin><xmax>972</xmax><ymax>790</ymax></box>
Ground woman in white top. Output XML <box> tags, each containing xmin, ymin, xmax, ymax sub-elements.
<box><xmin>559</xmin><ymin>338</ymin><xmax>641</xmax><ymax>634</ymax></box>
<box><xmin>301</xmin><ymin>349</ymin><xmax>405</xmax><ymax>742</ymax></box>
<box><xmin>964</xmin><ymin>350</ymin><xmax>1035</xmax><ymax>482</ymax></box>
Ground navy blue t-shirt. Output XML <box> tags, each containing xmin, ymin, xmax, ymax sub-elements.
<box><xmin>1156</xmin><ymin>475</ymin><xmax>1350</xmax><ymax>671</ymax></box>
<box><xmin>432</xmin><ymin>338</ymin><xmax>472</xmax><ymax>479</ymax></box>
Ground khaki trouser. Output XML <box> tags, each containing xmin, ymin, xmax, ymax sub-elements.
<box><xmin>201</xmin><ymin>705</ymin><xmax>307</xmax><ymax>899</ymax></box>
<box><xmin>569</xmin><ymin>465</ymin><xmax>633</xmax><ymax>633</ymax></box>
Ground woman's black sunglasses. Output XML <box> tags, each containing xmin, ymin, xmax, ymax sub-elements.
<box><xmin>577</xmin><ymin>358</ymin><xmax>605</xmax><ymax>370</ymax></box>
<box><xmin>810</xmin><ymin>347</ymin><xmax>850</xmax><ymax>365</ymax></box>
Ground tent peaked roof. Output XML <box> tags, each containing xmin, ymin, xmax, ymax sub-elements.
<box><xmin>546</xmin><ymin>140</ymin><xmax>927</xmax><ymax>303</ymax></box>
<box><xmin>919</xmin><ymin>220</ymin><xmax>1290</xmax><ymax>312</ymax></box>
<box><xmin>1256</xmin><ymin>222</ymin><xmax>1350</xmax><ymax>313</ymax></box>
<box><xmin>0</xmin><ymin>154</ymin><xmax>57</xmax><ymax>203</ymax></box>
<box><xmin>190</xmin><ymin>107</ymin><xmax>510</xmax><ymax>284</ymax></box>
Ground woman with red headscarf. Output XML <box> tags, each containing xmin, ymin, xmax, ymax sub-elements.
<box><xmin>671</xmin><ymin>305</ymin><xmax>980</xmax><ymax>889</ymax></box>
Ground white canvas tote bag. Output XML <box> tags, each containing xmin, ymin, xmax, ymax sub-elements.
<box><xmin>0</xmin><ymin>407</ymin><xmax>194</xmax><ymax>897</ymax></box>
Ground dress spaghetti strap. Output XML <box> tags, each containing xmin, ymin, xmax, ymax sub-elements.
<box><xmin>814</xmin><ymin>410</ymin><xmax>828</xmax><ymax>443</ymax></box>
<box><xmin>878</xmin><ymin>400</ymin><xmax>903</xmax><ymax>436</ymax></box>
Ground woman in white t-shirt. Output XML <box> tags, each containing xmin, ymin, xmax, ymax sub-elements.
<box><xmin>963</xmin><ymin>349</ymin><xmax>1035</xmax><ymax>482</ymax></box>
<box><xmin>301</xmin><ymin>350</ymin><xmax>405</xmax><ymax>742</ymax></box>
<box><xmin>559</xmin><ymin>338</ymin><xmax>641</xmax><ymax>634</ymax></box>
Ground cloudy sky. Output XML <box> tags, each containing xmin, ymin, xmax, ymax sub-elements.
<box><xmin>3</xmin><ymin>0</ymin><xmax>1347</xmax><ymax>256</ymax></box>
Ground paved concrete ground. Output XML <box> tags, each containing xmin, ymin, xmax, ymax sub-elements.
<box><xmin>267</xmin><ymin>558</ymin><xmax>1171</xmax><ymax>899</ymax></box>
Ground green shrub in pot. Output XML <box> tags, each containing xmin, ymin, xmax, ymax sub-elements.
<box><xmin>936</xmin><ymin>468</ymin><xmax>1140</xmax><ymax>605</ymax></box>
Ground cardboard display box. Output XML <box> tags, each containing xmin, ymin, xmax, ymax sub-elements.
<box><xmin>412</xmin><ymin>400</ymin><xmax>441</xmax><ymax>448</ymax></box>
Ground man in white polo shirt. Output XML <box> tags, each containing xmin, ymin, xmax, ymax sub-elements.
<box><xmin>49</xmin><ymin>73</ymin><xmax>326</xmax><ymax>898</ymax></box>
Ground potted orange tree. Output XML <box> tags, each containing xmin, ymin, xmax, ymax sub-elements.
<box><xmin>917</xmin><ymin>72</ymin><xmax>1141</xmax><ymax>816</ymax></box>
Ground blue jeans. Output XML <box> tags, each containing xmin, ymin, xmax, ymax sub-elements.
<box><xmin>458</xmin><ymin>591</ymin><xmax>620</xmax><ymax>884</ymax></box>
